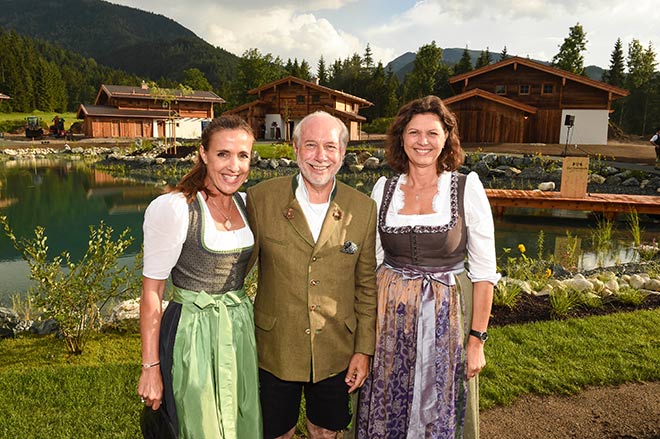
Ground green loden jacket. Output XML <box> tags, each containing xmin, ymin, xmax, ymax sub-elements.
<box><xmin>246</xmin><ymin>175</ymin><xmax>377</xmax><ymax>383</ymax></box>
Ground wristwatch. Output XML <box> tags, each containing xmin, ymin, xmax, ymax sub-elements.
<box><xmin>469</xmin><ymin>329</ymin><xmax>489</xmax><ymax>342</ymax></box>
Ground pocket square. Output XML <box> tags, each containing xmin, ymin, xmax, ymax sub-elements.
<box><xmin>341</xmin><ymin>241</ymin><xmax>358</xmax><ymax>254</ymax></box>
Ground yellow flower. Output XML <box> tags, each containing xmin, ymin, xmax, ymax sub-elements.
<box><xmin>518</xmin><ymin>244</ymin><xmax>526</xmax><ymax>253</ymax></box>
<box><xmin>544</xmin><ymin>268</ymin><xmax>552</xmax><ymax>278</ymax></box>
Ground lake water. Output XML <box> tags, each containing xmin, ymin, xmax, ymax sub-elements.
<box><xmin>1</xmin><ymin>158</ymin><xmax>658</xmax><ymax>305</ymax></box>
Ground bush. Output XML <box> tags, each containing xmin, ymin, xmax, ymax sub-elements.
<box><xmin>1</xmin><ymin>217</ymin><xmax>142</xmax><ymax>354</ymax></box>
<box><xmin>362</xmin><ymin>117</ymin><xmax>394</xmax><ymax>134</ymax></box>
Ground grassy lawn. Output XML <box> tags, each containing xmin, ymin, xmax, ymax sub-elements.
<box><xmin>0</xmin><ymin>111</ymin><xmax>81</xmax><ymax>133</ymax></box>
<box><xmin>1</xmin><ymin>309</ymin><xmax>659</xmax><ymax>438</ymax></box>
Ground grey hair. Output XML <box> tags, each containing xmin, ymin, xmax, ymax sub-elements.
<box><xmin>292</xmin><ymin>111</ymin><xmax>348</xmax><ymax>149</ymax></box>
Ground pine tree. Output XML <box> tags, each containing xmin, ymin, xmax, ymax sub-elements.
<box><xmin>363</xmin><ymin>43</ymin><xmax>374</xmax><ymax>69</ymax></box>
<box><xmin>475</xmin><ymin>47</ymin><xmax>492</xmax><ymax>69</ymax></box>
<box><xmin>500</xmin><ymin>46</ymin><xmax>509</xmax><ymax>61</ymax></box>
<box><xmin>551</xmin><ymin>22</ymin><xmax>588</xmax><ymax>75</ymax></box>
<box><xmin>317</xmin><ymin>55</ymin><xmax>328</xmax><ymax>85</ymax></box>
<box><xmin>454</xmin><ymin>46</ymin><xmax>473</xmax><ymax>74</ymax></box>
<box><xmin>299</xmin><ymin>60</ymin><xmax>312</xmax><ymax>80</ymax></box>
<box><xmin>602</xmin><ymin>38</ymin><xmax>625</xmax><ymax>87</ymax></box>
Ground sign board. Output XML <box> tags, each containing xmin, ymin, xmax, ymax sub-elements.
<box><xmin>560</xmin><ymin>157</ymin><xmax>589</xmax><ymax>198</ymax></box>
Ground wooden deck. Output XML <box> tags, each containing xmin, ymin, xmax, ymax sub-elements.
<box><xmin>485</xmin><ymin>189</ymin><xmax>660</xmax><ymax>218</ymax></box>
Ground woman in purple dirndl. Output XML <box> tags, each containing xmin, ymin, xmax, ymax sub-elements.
<box><xmin>357</xmin><ymin>96</ymin><xmax>499</xmax><ymax>438</ymax></box>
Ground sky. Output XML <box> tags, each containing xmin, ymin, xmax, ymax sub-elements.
<box><xmin>107</xmin><ymin>0</ymin><xmax>659</xmax><ymax>70</ymax></box>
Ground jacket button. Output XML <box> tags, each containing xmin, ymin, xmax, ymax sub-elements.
<box><xmin>310</xmin><ymin>305</ymin><xmax>316</xmax><ymax>311</ymax></box>
<box><xmin>305</xmin><ymin>328</ymin><xmax>311</xmax><ymax>335</ymax></box>
<box><xmin>312</xmin><ymin>256</ymin><xmax>318</xmax><ymax>262</ymax></box>
<box><xmin>310</xmin><ymin>279</ymin><xmax>319</xmax><ymax>286</ymax></box>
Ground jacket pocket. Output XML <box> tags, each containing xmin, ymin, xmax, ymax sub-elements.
<box><xmin>344</xmin><ymin>314</ymin><xmax>357</xmax><ymax>333</ymax></box>
<box><xmin>254</xmin><ymin>309</ymin><xmax>277</xmax><ymax>331</ymax></box>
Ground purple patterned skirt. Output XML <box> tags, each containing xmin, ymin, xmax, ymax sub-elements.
<box><xmin>357</xmin><ymin>263</ymin><xmax>468</xmax><ymax>438</ymax></box>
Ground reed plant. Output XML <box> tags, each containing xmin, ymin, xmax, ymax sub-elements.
<box><xmin>626</xmin><ymin>209</ymin><xmax>643</xmax><ymax>247</ymax></box>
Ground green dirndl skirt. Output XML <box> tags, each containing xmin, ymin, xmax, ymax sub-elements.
<box><xmin>166</xmin><ymin>287</ymin><xmax>262</xmax><ymax>439</ymax></box>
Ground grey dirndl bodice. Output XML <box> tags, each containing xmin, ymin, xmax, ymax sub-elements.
<box><xmin>171</xmin><ymin>193</ymin><xmax>253</xmax><ymax>294</ymax></box>
<box><xmin>378</xmin><ymin>172</ymin><xmax>467</xmax><ymax>268</ymax></box>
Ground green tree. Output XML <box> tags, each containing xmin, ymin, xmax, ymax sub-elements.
<box><xmin>454</xmin><ymin>46</ymin><xmax>473</xmax><ymax>75</ymax></box>
<box><xmin>603</xmin><ymin>38</ymin><xmax>626</xmax><ymax>87</ymax></box>
<box><xmin>551</xmin><ymin>22</ymin><xmax>588</xmax><ymax>75</ymax></box>
<box><xmin>475</xmin><ymin>47</ymin><xmax>492</xmax><ymax>69</ymax></box>
<box><xmin>500</xmin><ymin>46</ymin><xmax>509</xmax><ymax>61</ymax></box>
<box><xmin>317</xmin><ymin>55</ymin><xmax>328</xmax><ymax>85</ymax></box>
<box><xmin>364</xmin><ymin>43</ymin><xmax>374</xmax><ymax>69</ymax></box>
<box><xmin>182</xmin><ymin>67</ymin><xmax>213</xmax><ymax>91</ymax></box>
<box><xmin>623</xmin><ymin>40</ymin><xmax>658</xmax><ymax>134</ymax></box>
<box><xmin>299</xmin><ymin>59</ymin><xmax>312</xmax><ymax>80</ymax></box>
<box><xmin>233</xmin><ymin>48</ymin><xmax>284</xmax><ymax>105</ymax></box>
<box><xmin>404</xmin><ymin>41</ymin><xmax>443</xmax><ymax>100</ymax></box>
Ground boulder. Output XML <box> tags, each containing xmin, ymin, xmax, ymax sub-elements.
<box><xmin>538</xmin><ymin>181</ymin><xmax>555</xmax><ymax>191</ymax></box>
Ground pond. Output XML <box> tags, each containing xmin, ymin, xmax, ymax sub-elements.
<box><xmin>1</xmin><ymin>158</ymin><xmax>658</xmax><ymax>305</ymax></box>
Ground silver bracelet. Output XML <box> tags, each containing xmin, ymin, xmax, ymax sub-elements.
<box><xmin>142</xmin><ymin>361</ymin><xmax>161</xmax><ymax>369</ymax></box>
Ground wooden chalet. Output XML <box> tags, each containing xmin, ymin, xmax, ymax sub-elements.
<box><xmin>446</xmin><ymin>57</ymin><xmax>629</xmax><ymax>145</ymax></box>
<box><xmin>0</xmin><ymin>93</ymin><xmax>10</xmax><ymax>101</ymax></box>
<box><xmin>224</xmin><ymin>76</ymin><xmax>373</xmax><ymax>142</ymax></box>
<box><xmin>76</xmin><ymin>83</ymin><xmax>224</xmax><ymax>139</ymax></box>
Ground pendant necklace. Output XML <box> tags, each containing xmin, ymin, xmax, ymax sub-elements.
<box><xmin>209</xmin><ymin>196</ymin><xmax>233</xmax><ymax>230</ymax></box>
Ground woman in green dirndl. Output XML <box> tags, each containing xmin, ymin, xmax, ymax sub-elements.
<box><xmin>137</xmin><ymin>115</ymin><xmax>261</xmax><ymax>438</ymax></box>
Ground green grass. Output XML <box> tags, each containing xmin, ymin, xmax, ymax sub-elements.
<box><xmin>0</xmin><ymin>111</ymin><xmax>80</xmax><ymax>130</ymax></box>
<box><xmin>1</xmin><ymin>310</ymin><xmax>659</xmax><ymax>437</ymax></box>
<box><xmin>481</xmin><ymin>309</ymin><xmax>660</xmax><ymax>409</ymax></box>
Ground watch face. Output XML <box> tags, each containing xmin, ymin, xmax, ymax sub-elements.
<box><xmin>471</xmin><ymin>330</ymin><xmax>488</xmax><ymax>342</ymax></box>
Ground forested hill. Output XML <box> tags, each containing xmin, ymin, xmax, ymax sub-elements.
<box><xmin>0</xmin><ymin>0</ymin><xmax>240</xmax><ymax>96</ymax></box>
<box><xmin>0</xmin><ymin>29</ymin><xmax>141</xmax><ymax>113</ymax></box>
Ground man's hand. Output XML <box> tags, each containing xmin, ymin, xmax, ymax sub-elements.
<box><xmin>345</xmin><ymin>352</ymin><xmax>370</xmax><ymax>393</ymax></box>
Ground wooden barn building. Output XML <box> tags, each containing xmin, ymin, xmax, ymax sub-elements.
<box><xmin>446</xmin><ymin>57</ymin><xmax>629</xmax><ymax>145</ymax></box>
<box><xmin>76</xmin><ymin>83</ymin><xmax>224</xmax><ymax>139</ymax></box>
<box><xmin>223</xmin><ymin>76</ymin><xmax>373</xmax><ymax>142</ymax></box>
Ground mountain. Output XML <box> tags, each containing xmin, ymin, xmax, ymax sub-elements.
<box><xmin>387</xmin><ymin>48</ymin><xmax>605</xmax><ymax>82</ymax></box>
<box><xmin>0</xmin><ymin>0</ymin><xmax>239</xmax><ymax>89</ymax></box>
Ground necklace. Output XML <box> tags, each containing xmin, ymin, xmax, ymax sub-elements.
<box><xmin>209</xmin><ymin>196</ymin><xmax>233</xmax><ymax>229</ymax></box>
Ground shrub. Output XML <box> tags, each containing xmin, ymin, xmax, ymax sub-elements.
<box><xmin>362</xmin><ymin>117</ymin><xmax>394</xmax><ymax>134</ymax></box>
<box><xmin>1</xmin><ymin>216</ymin><xmax>142</xmax><ymax>354</ymax></box>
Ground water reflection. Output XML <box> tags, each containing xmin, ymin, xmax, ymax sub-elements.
<box><xmin>0</xmin><ymin>159</ymin><xmax>163</xmax><ymax>282</ymax></box>
<box><xmin>1</xmin><ymin>159</ymin><xmax>659</xmax><ymax>303</ymax></box>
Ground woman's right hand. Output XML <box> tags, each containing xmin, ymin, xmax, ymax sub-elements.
<box><xmin>138</xmin><ymin>367</ymin><xmax>164</xmax><ymax>410</ymax></box>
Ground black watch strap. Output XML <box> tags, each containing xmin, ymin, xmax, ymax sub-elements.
<box><xmin>469</xmin><ymin>329</ymin><xmax>489</xmax><ymax>342</ymax></box>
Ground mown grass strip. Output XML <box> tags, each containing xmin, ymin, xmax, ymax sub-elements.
<box><xmin>481</xmin><ymin>309</ymin><xmax>660</xmax><ymax>409</ymax></box>
<box><xmin>1</xmin><ymin>311</ymin><xmax>659</xmax><ymax>437</ymax></box>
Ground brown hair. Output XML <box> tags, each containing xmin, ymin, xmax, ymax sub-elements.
<box><xmin>175</xmin><ymin>115</ymin><xmax>254</xmax><ymax>202</ymax></box>
<box><xmin>385</xmin><ymin>95</ymin><xmax>464</xmax><ymax>174</ymax></box>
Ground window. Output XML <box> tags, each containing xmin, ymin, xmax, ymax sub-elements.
<box><xmin>542</xmin><ymin>83</ymin><xmax>554</xmax><ymax>95</ymax></box>
<box><xmin>519</xmin><ymin>85</ymin><xmax>530</xmax><ymax>95</ymax></box>
<box><xmin>296</xmin><ymin>95</ymin><xmax>305</xmax><ymax>104</ymax></box>
<box><xmin>312</xmin><ymin>94</ymin><xmax>320</xmax><ymax>103</ymax></box>
<box><xmin>495</xmin><ymin>85</ymin><xmax>506</xmax><ymax>95</ymax></box>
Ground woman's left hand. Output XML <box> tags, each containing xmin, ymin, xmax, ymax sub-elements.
<box><xmin>465</xmin><ymin>336</ymin><xmax>486</xmax><ymax>380</ymax></box>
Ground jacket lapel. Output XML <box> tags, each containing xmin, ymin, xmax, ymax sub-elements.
<box><xmin>315</xmin><ymin>190</ymin><xmax>347</xmax><ymax>252</ymax></box>
<box><xmin>284</xmin><ymin>197</ymin><xmax>315</xmax><ymax>248</ymax></box>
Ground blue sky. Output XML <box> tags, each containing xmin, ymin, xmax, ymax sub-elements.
<box><xmin>108</xmin><ymin>0</ymin><xmax>659</xmax><ymax>71</ymax></box>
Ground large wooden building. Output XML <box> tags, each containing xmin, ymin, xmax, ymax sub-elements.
<box><xmin>224</xmin><ymin>76</ymin><xmax>373</xmax><ymax>141</ymax></box>
<box><xmin>446</xmin><ymin>57</ymin><xmax>629</xmax><ymax>145</ymax></box>
<box><xmin>76</xmin><ymin>84</ymin><xmax>224</xmax><ymax>139</ymax></box>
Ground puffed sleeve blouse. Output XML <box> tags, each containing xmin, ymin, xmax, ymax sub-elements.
<box><xmin>142</xmin><ymin>191</ymin><xmax>253</xmax><ymax>280</ymax></box>
<box><xmin>371</xmin><ymin>172</ymin><xmax>500</xmax><ymax>285</ymax></box>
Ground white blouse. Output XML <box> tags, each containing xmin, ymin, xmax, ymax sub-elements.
<box><xmin>142</xmin><ymin>191</ymin><xmax>254</xmax><ymax>280</ymax></box>
<box><xmin>371</xmin><ymin>172</ymin><xmax>500</xmax><ymax>284</ymax></box>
